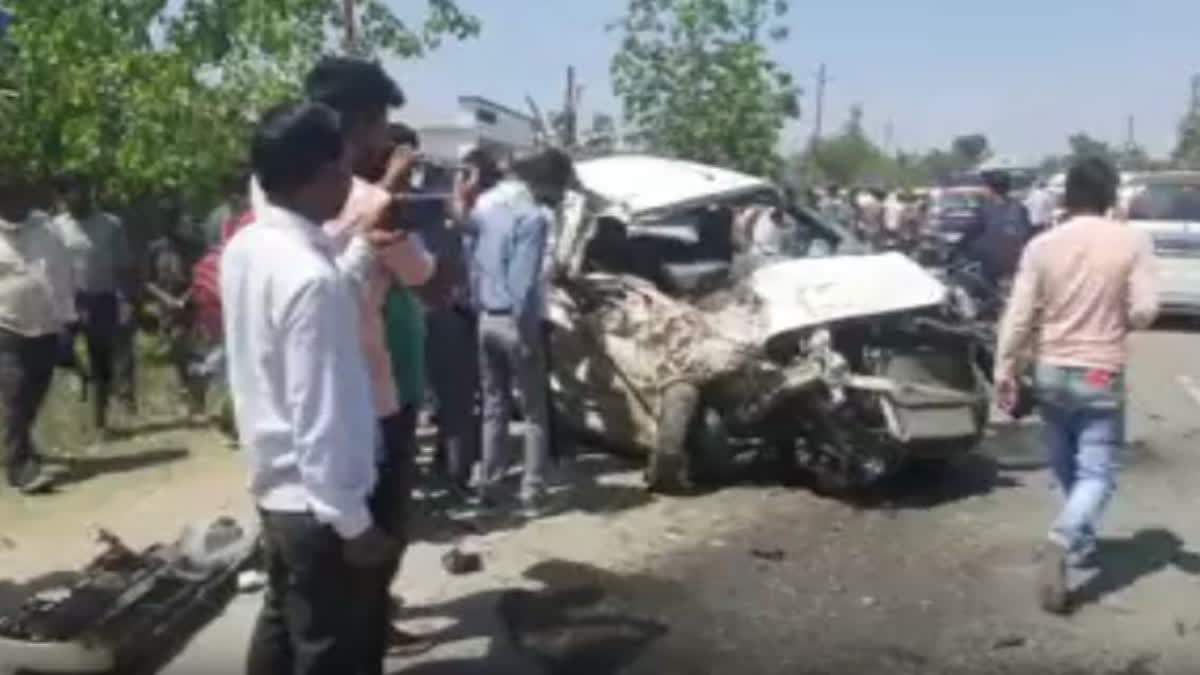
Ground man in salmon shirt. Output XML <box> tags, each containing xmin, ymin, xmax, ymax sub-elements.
<box><xmin>994</xmin><ymin>157</ymin><xmax>1159</xmax><ymax>615</ymax></box>
<box><xmin>252</xmin><ymin>57</ymin><xmax>436</xmax><ymax>674</ymax></box>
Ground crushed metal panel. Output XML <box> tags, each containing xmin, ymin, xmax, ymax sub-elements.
<box><xmin>748</xmin><ymin>252</ymin><xmax>948</xmax><ymax>340</ymax></box>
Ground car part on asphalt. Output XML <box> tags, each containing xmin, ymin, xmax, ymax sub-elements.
<box><xmin>0</xmin><ymin>518</ymin><xmax>258</xmax><ymax>674</ymax></box>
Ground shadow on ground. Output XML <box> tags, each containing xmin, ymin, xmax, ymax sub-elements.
<box><xmin>390</xmin><ymin>559</ymin><xmax>673</xmax><ymax>675</ymax></box>
<box><xmin>52</xmin><ymin>445</ymin><xmax>190</xmax><ymax>488</ymax></box>
<box><xmin>982</xmin><ymin>419</ymin><xmax>1049</xmax><ymax>471</ymax></box>
<box><xmin>854</xmin><ymin>452</ymin><xmax>1023</xmax><ymax>510</ymax></box>
<box><xmin>1072</xmin><ymin>528</ymin><xmax>1200</xmax><ymax>612</ymax></box>
<box><xmin>720</xmin><ymin>445</ymin><xmax>1023</xmax><ymax>511</ymax></box>
<box><xmin>411</xmin><ymin>438</ymin><xmax>653</xmax><ymax>544</ymax></box>
<box><xmin>106</xmin><ymin>416</ymin><xmax>200</xmax><ymax>440</ymax></box>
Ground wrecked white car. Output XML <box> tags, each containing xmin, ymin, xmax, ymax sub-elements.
<box><xmin>547</xmin><ymin>155</ymin><xmax>989</xmax><ymax>493</ymax></box>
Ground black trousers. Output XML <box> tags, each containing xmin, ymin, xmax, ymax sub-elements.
<box><xmin>77</xmin><ymin>292</ymin><xmax>119</xmax><ymax>429</ymax></box>
<box><xmin>245</xmin><ymin>509</ymin><xmax>355</xmax><ymax>675</ymax></box>
<box><xmin>350</xmin><ymin>406</ymin><xmax>418</xmax><ymax>675</ymax></box>
<box><xmin>0</xmin><ymin>329</ymin><xmax>57</xmax><ymax>487</ymax></box>
<box><xmin>425</xmin><ymin>306</ymin><xmax>479</xmax><ymax>486</ymax></box>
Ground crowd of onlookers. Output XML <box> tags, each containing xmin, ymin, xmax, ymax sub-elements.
<box><xmin>0</xmin><ymin>54</ymin><xmax>572</xmax><ymax>674</ymax></box>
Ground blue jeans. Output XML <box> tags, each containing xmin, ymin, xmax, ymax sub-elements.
<box><xmin>477</xmin><ymin>312</ymin><xmax>550</xmax><ymax>500</ymax></box>
<box><xmin>1034</xmin><ymin>363</ymin><xmax>1124</xmax><ymax>560</ymax></box>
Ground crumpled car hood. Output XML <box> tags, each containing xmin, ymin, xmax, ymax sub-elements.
<box><xmin>747</xmin><ymin>252</ymin><xmax>948</xmax><ymax>344</ymax></box>
<box><xmin>574</xmin><ymin>154</ymin><xmax>772</xmax><ymax>217</ymax></box>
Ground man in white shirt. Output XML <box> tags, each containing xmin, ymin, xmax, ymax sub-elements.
<box><xmin>883</xmin><ymin>190</ymin><xmax>906</xmax><ymax>233</ymax></box>
<box><xmin>222</xmin><ymin>99</ymin><xmax>401</xmax><ymax>675</ymax></box>
<box><xmin>0</xmin><ymin>185</ymin><xmax>75</xmax><ymax>493</ymax></box>
<box><xmin>1025</xmin><ymin>179</ymin><xmax>1056</xmax><ymax>230</ymax></box>
<box><xmin>47</xmin><ymin>176</ymin><xmax>135</xmax><ymax>436</ymax></box>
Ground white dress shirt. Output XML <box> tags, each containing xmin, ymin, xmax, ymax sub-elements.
<box><xmin>1024</xmin><ymin>187</ymin><xmax>1056</xmax><ymax>226</ymax></box>
<box><xmin>220</xmin><ymin>202</ymin><xmax>377</xmax><ymax>539</ymax></box>
<box><xmin>0</xmin><ymin>212</ymin><xmax>76</xmax><ymax>336</ymax></box>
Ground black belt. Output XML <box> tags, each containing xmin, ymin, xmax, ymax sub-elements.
<box><xmin>482</xmin><ymin>308</ymin><xmax>512</xmax><ymax>316</ymax></box>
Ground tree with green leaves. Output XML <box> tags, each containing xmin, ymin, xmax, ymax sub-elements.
<box><xmin>1066</xmin><ymin>132</ymin><xmax>1115</xmax><ymax>165</ymax></box>
<box><xmin>0</xmin><ymin>0</ymin><xmax>479</xmax><ymax>236</ymax></box>
<box><xmin>1173</xmin><ymin>107</ymin><xmax>1200</xmax><ymax>169</ymax></box>
<box><xmin>950</xmin><ymin>133</ymin><xmax>990</xmax><ymax>166</ymax></box>
<box><xmin>609</xmin><ymin>0</ymin><xmax>800</xmax><ymax>177</ymax></box>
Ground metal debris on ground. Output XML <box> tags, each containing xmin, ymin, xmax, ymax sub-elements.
<box><xmin>0</xmin><ymin>517</ymin><xmax>258</xmax><ymax>674</ymax></box>
<box><xmin>750</xmin><ymin>548</ymin><xmax>785</xmax><ymax>562</ymax></box>
<box><xmin>992</xmin><ymin>635</ymin><xmax>1027</xmax><ymax>649</ymax></box>
<box><xmin>441</xmin><ymin>548</ymin><xmax>483</xmax><ymax>576</ymax></box>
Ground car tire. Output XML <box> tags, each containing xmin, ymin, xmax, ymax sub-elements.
<box><xmin>647</xmin><ymin>382</ymin><xmax>732</xmax><ymax>493</ymax></box>
<box><xmin>647</xmin><ymin>382</ymin><xmax>698</xmax><ymax>494</ymax></box>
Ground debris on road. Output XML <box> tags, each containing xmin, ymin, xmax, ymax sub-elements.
<box><xmin>236</xmin><ymin>570</ymin><xmax>267</xmax><ymax>594</ymax></box>
<box><xmin>992</xmin><ymin>635</ymin><xmax>1027</xmax><ymax>649</ymax></box>
<box><xmin>750</xmin><ymin>548</ymin><xmax>785</xmax><ymax>562</ymax></box>
<box><xmin>441</xmin><ymin>548</ymin><xmax>483</xmax><ymax>576</ymax></box>
<box><xmin>0</xmin><ymin>517</ymin><xmax>257</xmax><ymax>674</ymax></box>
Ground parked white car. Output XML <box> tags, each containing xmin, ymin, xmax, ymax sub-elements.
<box><xmin>1122</xmin><ymin>171</ymin><xmax>1200</xmax><ymax>316</ymax></box>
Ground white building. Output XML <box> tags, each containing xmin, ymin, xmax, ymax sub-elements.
<box><xmin>416</xmin><ymin>95</ymin><xmax>539</xmax><ymax>165</ymax></box>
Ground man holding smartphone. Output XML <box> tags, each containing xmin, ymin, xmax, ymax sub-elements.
<box><xmin>303</xmin><ymin>57</ymin><xmax>435</xmax><ymax>675</ymax></box>
<box><xmin>226</xmin><ymin>99</ymin><xmax>401</xmax><ymax>675</ymax></box>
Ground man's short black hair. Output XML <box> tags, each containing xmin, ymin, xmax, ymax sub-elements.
<box><xmin>389</xmin><ymin>122</ymin><xmax>420</xmax><ymax>149</ymax></box>
<box><xmin>251</xmin><ymin>100</ymin><xmax>344</xmax><ymax>195</ymax></box>
<box><xmin>1064</xmin><ymin>157</ymin><xmax>1118</xmax><ymax>215</ymax></box>
<box><xmin>462</xmin><ymin>147</ymin><xmax>502</xmax><ymax>192</ymax></box>
<box><xmin>981</xmin><ymin>169</ymin><xmax>1012</xmax><ymax>196</ymax></box>
<box><xmin>511</xmin><ymin>147</ymin><xmax>575</xmax><ymax>192</ymax></box>
<box><xmin>304</xmin><ymin>57</ymin><xmax>404</xmax><ymax>125</ymax></box>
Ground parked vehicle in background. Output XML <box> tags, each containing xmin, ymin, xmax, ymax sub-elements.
<box><xmin>928</xmin><ymin>186</ymin><xmax>987</xmax><ymax>242</ymax></box>
<box><xmin>1122</xmin><ymin>171</ymin><xmax>1200</xmax><ymax>316</ymax></box>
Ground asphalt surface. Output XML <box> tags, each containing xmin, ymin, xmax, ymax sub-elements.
<box><xmin>165</xmin><ymin>327</ymin><xmax>1200</xmax><ymax>675</ymax></box>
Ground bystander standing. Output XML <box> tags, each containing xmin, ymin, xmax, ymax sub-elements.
<box><xmin>0</xmin><ymin>183</ymin><xmax>75</xmax><ymax>493</ymax></box>
<box><xmin>469</xmin><ymin>148</ymin><xmax>575</xmax><ymax>517</ymax></box>
<box><xmin>301</xmin><ymin>56</ymin><xmax>436</xmax><ymax>673</ymax></box>
<box><xmin>49</xmin><ymin>177</ymin><xmax>135</xmax><ymax>435</ymax></box>
<box><xmin>224</xmin><ymin>99</ymin><xmax>401</xmax><ymax>675</ymax></box>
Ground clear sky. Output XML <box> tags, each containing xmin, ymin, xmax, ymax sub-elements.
<box><xmin>386</xmin><ymin>0</ymin><xmax>1200</xmax><ymax>162</ymax></box>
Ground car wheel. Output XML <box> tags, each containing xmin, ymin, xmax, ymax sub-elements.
<box><xmin>648</xmin><ymin>382</ymin><xmax>733</xmax><ymax>493</ymax></box>
<box><xmin>647</xmin><ymin>382</ymin><xmax>698</xmax><ymax>494</ymax></box>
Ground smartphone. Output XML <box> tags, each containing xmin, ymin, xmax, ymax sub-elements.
<box><xmin>393</xmin><ymin>192</ymin><xmax>452</xmax><ymax>231</ymax></box>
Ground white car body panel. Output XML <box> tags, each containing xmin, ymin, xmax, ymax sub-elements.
<box><xmin>1127</xmin><ymin>218</ymin><xmax>1200</xmax><ymax>312</ymax></box>
<box><xmin>747</xmin><ymin>252</ymin><xmax>948</xmax><ymax>342</ymax></box>
<box><xmin>574</xmin><ymin>154</ymin><xmax>773</xmax><ymax>217</ymax></box>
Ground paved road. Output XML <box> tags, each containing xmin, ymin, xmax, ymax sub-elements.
<box><xmin>165</xmin><ymin>329</ymin><xmax>1200</xmax><ymax>675</ymax></box>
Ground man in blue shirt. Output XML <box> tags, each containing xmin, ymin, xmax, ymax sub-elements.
<box><xmin>956</xmin><ymin>169</ymin><xmax>1035</xmax><ymax>286</ymax></box>
<box><xmin>469</xmin><ymin>148</ymin><xmax>574</xmax><ymax>515</ymax></box>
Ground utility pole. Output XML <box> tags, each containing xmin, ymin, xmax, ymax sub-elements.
<box><xmin>1191</xmin><ymin>74</ymin><xmax>1200</xmax><ymax>116</ymax></box>
<box><xmin>811</xmin><ymin>62</ymin><xmax>829</xmax><ymax>142</ymax></box>
<box><xmin>342</xmin><ymin>0</ymin><xmax>357</xmax><ymax>52</ymax></box>
<box><xmin>563</xmin><ymin>66</ymin><xmax>578</xmax><ymax>149</ymax></box>
<box><xmin>1124</xmin><ymin>114</ymin><xmax>1136</xmax><ymax>150</ymax></box>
